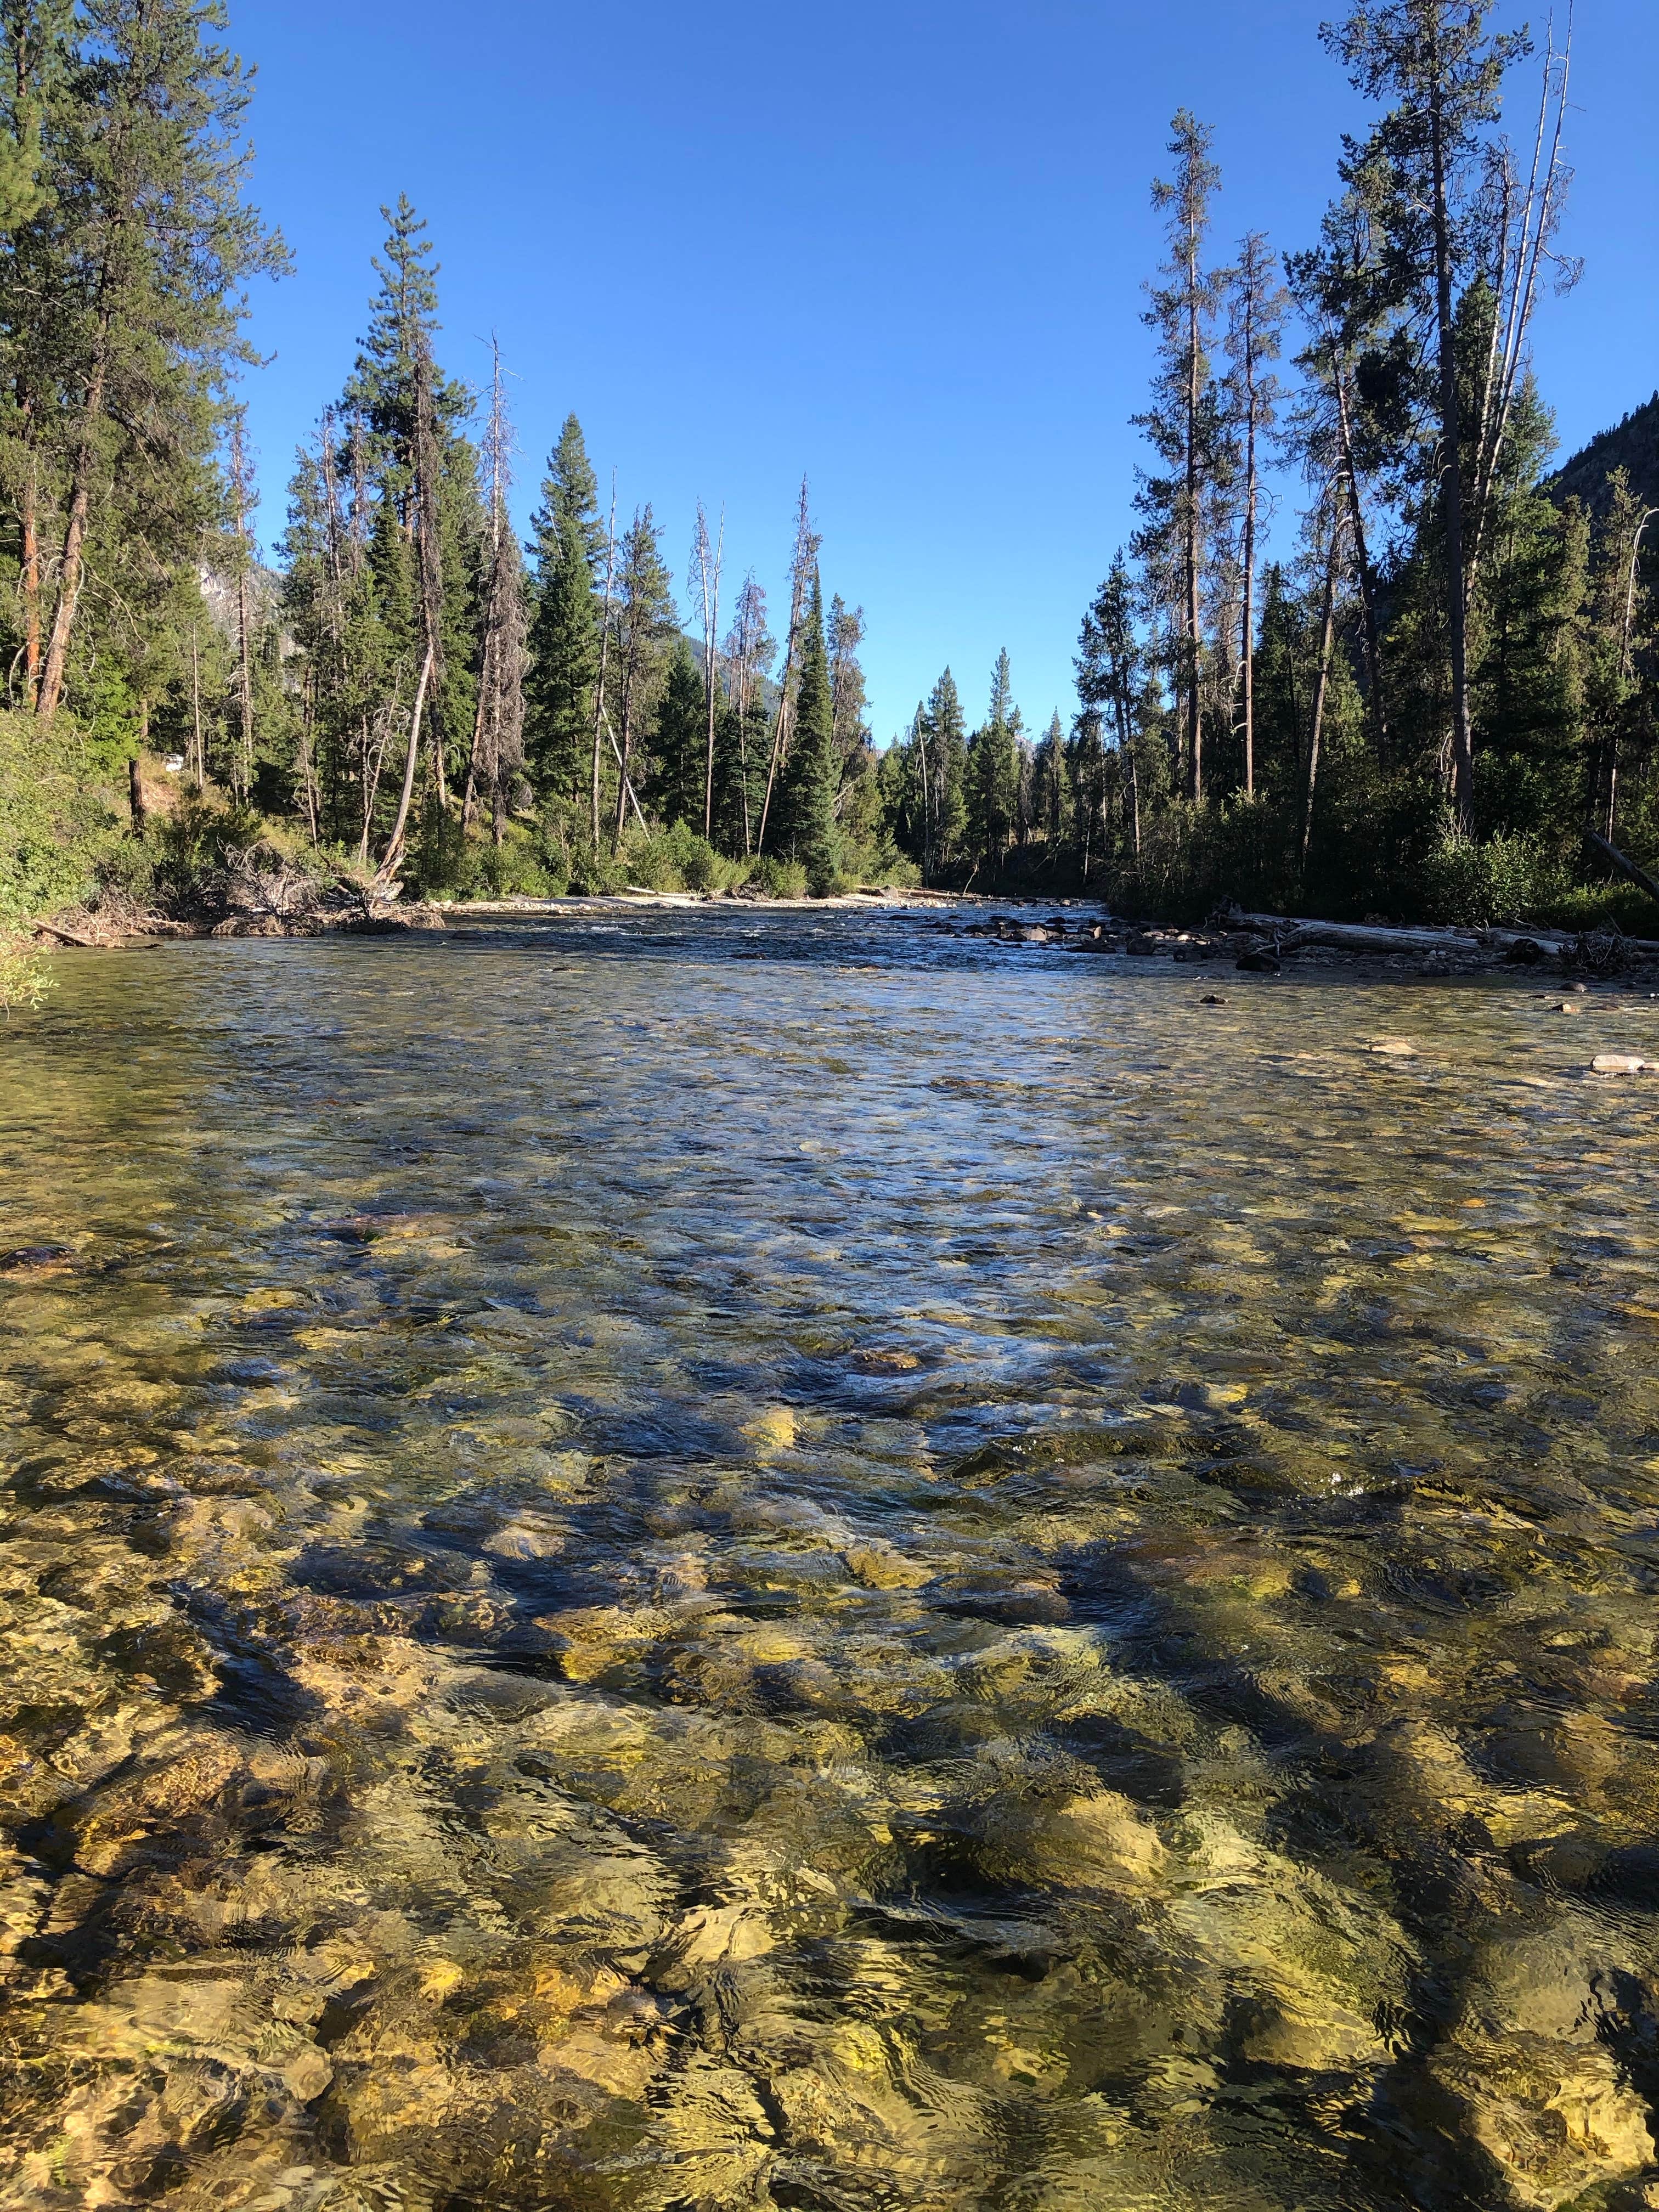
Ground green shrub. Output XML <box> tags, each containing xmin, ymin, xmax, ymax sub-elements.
<box><xmin>1417</xmin><ymin>830</ymin><xmax>1573</xmax><ymax>928</ymax></box>
<box><xmin>621</xmin><ymin>820</ymin><xmax>736</xmax><ymax>893</ymax></box>
<box><xmin>742</xmin><ymin>854</ymin><xmax>808</xmax><ymax>900</ymax></box>
<box><xmin>474</xmin><ymin>836</ymin><xmax>553</xmax><ymax>899</ymax></box>
<box><xmin>0</xmin><ymin>713</ymin><xmax>127</xmax><ymax>922</ymax></box>
<box><xmin>0</xmin><ymin>931</ymin><xmax>55</xmax><ymax>1014</ymax></box>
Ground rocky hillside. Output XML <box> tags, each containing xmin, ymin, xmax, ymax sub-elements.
<box><xmin>1548</xmin><ymin>391</ymin><xmax>1659</xmax><ymax>521</ymax></box>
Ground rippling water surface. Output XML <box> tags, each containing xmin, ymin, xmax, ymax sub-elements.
<box><xmin>4</xmin><ymin>908</ymin><xmax>1659</xmax><ymax>2211</ymax></box>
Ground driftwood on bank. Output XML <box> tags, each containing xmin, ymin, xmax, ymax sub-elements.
<box><xmin>1221</xmin><ymin>907</ymin><xmax>1659</xmax><ymax>962</ymax></box>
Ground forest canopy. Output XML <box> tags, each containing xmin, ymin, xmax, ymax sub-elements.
<box><xmin>0</xmin><ymin>0</ymin><xmax>1655</xmax><ymax>930</ymax></box>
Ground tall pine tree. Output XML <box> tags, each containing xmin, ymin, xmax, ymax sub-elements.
<box><xmin>775</xmin><ymin>576</ymin><xmax>838</xmax><ymax>890</ymax></box>
<box><xmin>525</xmin><ymin>414</ymin><xmax>601</xmax><ymax>803</ymax></box>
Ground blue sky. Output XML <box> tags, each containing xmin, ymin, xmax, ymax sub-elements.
<box><xmin>230</xmin><ymin>0</ymin><xmax>1658</xmax><ymax>743</ymax></box>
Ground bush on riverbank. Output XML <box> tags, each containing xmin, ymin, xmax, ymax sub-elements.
<box><xmin>0</xmin><ymin>714</ymin><xmax>129</xmax><ymax>923</ymax></box>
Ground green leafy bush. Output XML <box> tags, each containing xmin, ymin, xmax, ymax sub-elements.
<box><xmin>623</xmin><ymin>820</ymin><xmax>736</xmax><ymax>893</ymax></box>
<box><xmin>1417</xmin><ymin>830</ymin><xmax>1573</xmax><ymax>928</ymax></box>
<box><xmin>0</xmin><ymin>932</ymin><xmax>55</xmax><ymax>1014</ymax></box>
<box><xmin>742</xmin><ymin>854</ymin><xmax>809</xmax><ymax>900</ymax></box>
<box><xmin>0</xmin><ymin>713</ymin><xmax>127</xmax><ymax>922</ymax></box>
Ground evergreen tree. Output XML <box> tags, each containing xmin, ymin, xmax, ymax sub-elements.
<box><xmin>1224</xmin><ymin>229</ymin><xmax>1289</xmax><ymax>795</ymax></box>
<box><xmin>967</xmin><ymin>648</ymin><xmax>1018</xmax><ymax>867</ymax></box>
<box><xmin>828</xmin><ymin>594</ymin><xmax>869</xmax><ymax>762</ymax></box>
<box><xmin>608</xmin><ymin>504</ymin><xmax>675</xmax><ymax>847</ymax></box>
<box><xmin>775</xmin><ymin>577</ymin><xmax>837</xmax><ymax>889</ymax></box>
<box><xmin>524</xmin><ymin>413</ymin><xmax>601</xmax><ymax>802</ymax></box>
<box><xmin>923</xmin><ymin>665</ymin><xmax>968</xmax><ymax>867</ymax></box>
<box><xmin>3</xmin><ymin>0</ymin><xmax>285</xmax><ymax>724</ymax></box>
<box><xmin>651</xmin><ymin>635</ymin><xmax>706</xmax><ymax>829</ymax></box>
<box><xmin>717</xmin><ymin>571</ymin><xmax>773</xmax><ymax>854</ymax></box>
<box><xmin>1321</xmin><ymin>0</ymin><xmax>1551</xmax><ymax>831</ymax></box>
<box><xmin>1133</xmin><ymin>110</ymin><xmax>1228</xmax><ymax>802</ymax></box>
<box><xmin>1032</xmin><ymin>709</ymin><xmax>1069</xmax><ymax>845</ymax></box>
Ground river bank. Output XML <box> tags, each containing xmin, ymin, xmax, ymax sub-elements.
<box><xmin>24</xmin><ymin>883</ymin><xmax>1659</xmax><ymax>1002</ymax></box>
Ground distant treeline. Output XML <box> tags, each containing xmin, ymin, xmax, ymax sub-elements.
<box><xmin>0</xmin><ymin>0</ymin><xmax>1655</xmax><ymax>926</ymax></box>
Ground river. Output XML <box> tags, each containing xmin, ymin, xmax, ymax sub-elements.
<box><xmin>2</xmin><ymin>908</ymin><xmax>1658</xmax><ymax>2211</ymax></box>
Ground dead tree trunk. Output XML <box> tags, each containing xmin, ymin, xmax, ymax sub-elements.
<box><xmin>230</xmin><ymin>416</ymin><xmax>256</xmax><ymax>802</ymax></box>
<box><xmin>590</xmin><ymin>480</ymin><xmax>617</xmax><ymax>853</ymax></box>
<box><xmin>692</xmin><ymin>501</ymin><xmax>724</xmax><ymax>841</ymax></box>
<box><xmin>1427</xmin><ymin>49</ymin><xmax>1475</xmax><ymax>833</ymax></box>
<box><xmin>1301</xmin><ymin>494</ymin><xmax>1344</xmax><ymax>871</ymax></box>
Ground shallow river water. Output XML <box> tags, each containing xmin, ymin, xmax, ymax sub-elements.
<box><xmin>4</xmin><ymin>909</ymin><xmax>1659</xmax><ymax>2212</ymax></box>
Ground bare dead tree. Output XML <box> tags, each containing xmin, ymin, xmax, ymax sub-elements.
<box><xmin>381</xmin><ymin>331</ymin><xmax>445</xmax><ymax>877</ymax></box>
<box><xmin>721</xmin><ymin>573</ymin><xmax>771</xmax><ymax>855</ymax></box>
<box><xmin>463</xmin><ymin>337</ymin><xmax>527</xmax><ymax>846</ymax></box>
<box><xmin>1465</xmin><ymin>10</ymin><xmax>1579</xmax><ymax>595</ymax></box>
<box><xmin>1302</xmin><ymin>482</ymin><xmax>1349</xmax><ymax>871</ymax></box>
<box><xmin>690</xmin><ymin>500</ymin><xmax>725</xmax><ymax>839</ymax></box>
<box><xmin>590</xmin><ymin>473</ymin><xmax>617</xmax><ymax>851</ymax></box>
<box><xmin>228</xmin><ymin>411</ymin><xmax>257</xmax><ymax>803</ymax></box>
<box><xmin>1226</xmin><ymin>231</ymin><xmax>1287</xmax><ymax>798</ymax></box>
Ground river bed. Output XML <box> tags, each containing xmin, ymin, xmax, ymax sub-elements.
<box><xmin>3</xmin><ymin>909</ymin><xmax>1659</xmax><ymax>2211</ymax></box>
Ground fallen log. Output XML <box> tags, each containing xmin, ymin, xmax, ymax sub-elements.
<box><xmin>1224</xmin><ymin>911</ymin><xmax>1504</xmax><ymax>958</ymax></box>
<box><xmin>1225</xmin><ymin>907</ymin><xmax>1659</xmax><ymax>963</ymax></box>
<box><xmin>1588</xmin><ymin>832</ymin><xmax>1659</xmax><ymax>912</ymax></box>
<box><xmin>32</xmin><ymin>918</ymin><xmax>103</xmax><ymax>948</ymax></box>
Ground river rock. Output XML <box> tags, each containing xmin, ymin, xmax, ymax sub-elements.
<box><xmin>1429</xmin><ymin>2038</ymin><xmax>1655</xmax><ymax>2209</ymax></box>
<box><xmin>1592</xmin><ymin>1053</ymin><xmax>1648</xmax><ymax>1074</ymax></box>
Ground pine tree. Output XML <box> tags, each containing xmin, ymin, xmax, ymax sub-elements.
<box><xmin>1321</xmin><ymin>0</ymin><xmax>1570</xmax><ymax>831</ymax></box>
<box><xmin>828</xmin><ymin>595</ymin><xmax>869</xmax><ymax>761</ymax></box>
<box><xmin>8</xmin><ymin>0</ymin><xmax>285</xmax><ymax>722</ymax></box>
<box><xmin>1133</xmin><ymin>110</ymin><xmax>1228</xmax><ymax>802</ymax></box>
<box><xmin>651</xmin><ymin>635</ymin><xmax>706</xmax><ymax>829</ymax></box>
<box><xmin>524</xmin><ymin>414</ymin><xmax>601</xmax><ymax>801</ymax></box>
<box><xmin>609</xmin><ymin>504</ymin><xmax>675</xmax><ymax>848</ymax></box>
<box><xmin>775</xmin><ymin>576</ymin><xmax>838</xmax><ymax>890</ymax></box>
<box><xmin>967</xmin><ymin>649</ymin><xmax>1019</xmax><ymax>868</ymax></box>
<box><xmin>718</xmin><ymin>571</ymin><xmax>773</xmax><ymax>854</ymax></box>
<box><xmin>1224</xmin><ymin>230</ymin><xmax>1288</xmax><ymax>796</ymax></box>
<box><xmin>923</xmin><ymin>666</ymin><xmax>968</xmax><ymax>867</ymax></box>
<box><xmin>1032</xmin><ymin>710</ymin><xmax>1068</xmax><ymax>846</ymax></box>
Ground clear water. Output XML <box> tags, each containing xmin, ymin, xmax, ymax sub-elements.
<box><xmin>3</xmin><ymin>910</ymin><xmax>1658</xmax><ymax>2212</ymax></box>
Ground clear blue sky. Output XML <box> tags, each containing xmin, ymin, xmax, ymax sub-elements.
<box><xmin>230</xmin><ymin>0</ymin><xmax>1658</xmax><ymax>743</ymax></box>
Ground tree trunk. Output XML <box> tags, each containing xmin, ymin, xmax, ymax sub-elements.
<box><xmin>37</xmin><ymin>356</ymin><xmax>108</xmax><ymax>720</ymax></box>
<box><xmin>590</xmin><ymin>489</ymin><xmax>617</xmax><ymax>852</ymax></box>
<box><xmin>917</xmin><ymin>719</ymin><xmax>931</xmax><ymax>882</ymax></box>
<box><xmin>20</xmin><ymin>444</ymin><xmax>40</xmax><ymax>707</ymax></box>
<box><xmin>1429</xmin><ymin>59</ymin><xmax>1475</xmax><ymax>832</ymax></box>
<box><xmin>382</xmin><ymin>645</ymin><xmax>435</xmax><ymax>875</ymax></box>
<box><xmin>190</xmin><ymin>630</ymin><xmax>205</xmax><ymax>791</ymax></box>
<box><xmin>1332</xmin><ymin>358</ymin><xmax>1387</xmax><ymax>766</ymax></box>
<box><xmin>236</xmin><ymin>568</ymin><xmax>253</xmax><ymax>799</ymax></box>
<box><xmin>1302</xmin><ymin>506</ymin><xmax>1342</xmax><ymax>870</ymax></box>
<box><xmin>1241</xmin><ymin>403</ymin><xmax>1257</xmax><ymax>799</ymax></box>
<box><xmin>1185</xmin><ymin>242</ymin><xmax>1203</xmax><ymax>803</ymax></box>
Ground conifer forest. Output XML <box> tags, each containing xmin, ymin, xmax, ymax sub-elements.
<box><xmin>13</xmin><ymin>6</ymin><xmax>1659</xmax><ymax>2211</ymax></box>
<box><xmin>0</xmin><ymin>0</ymin><xmax>1654</xmax><ymax>941</ymax></box>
